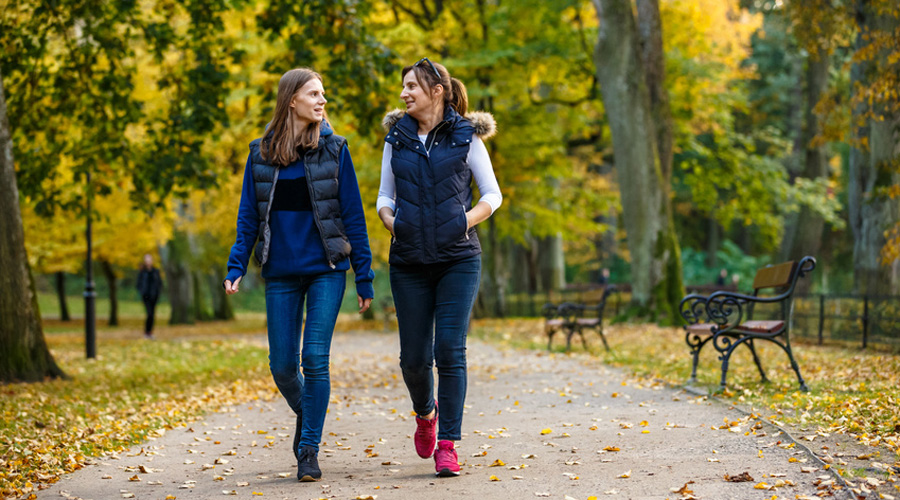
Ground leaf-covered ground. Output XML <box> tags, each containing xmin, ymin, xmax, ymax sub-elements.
<box><xmin>470</xmin><ymin>319</ymin><xmax>900</xmax><ymax>484</ymax></box>
<box><xmin>0</xmin><ymin>318</ymin><xmax>276</xmax><ymax>499</ymax></box>
<box><xmin>3</xmin><ymin>316</ymin><xmax>899</xmax><ymax>499</ymax></box>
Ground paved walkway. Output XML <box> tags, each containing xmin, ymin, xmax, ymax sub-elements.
<box><xmin>38</xmin><ymin>331</ymin><xmax>847</xmax><ymax>500</ymax></box>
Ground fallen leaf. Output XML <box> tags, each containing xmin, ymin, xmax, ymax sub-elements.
<box><xmin>603</xmin><ymin>446</ymin><xmax>620</xmax><ymax>452</ymax></box>
<box><xmin>618</xmin><ymin>470</ymin><xmax>631</xmax><ymax>478</ymax></box>
<box><xmin>540</xmin><ymin>428</ymin><xmax>552</xmax><ymax>435</ymax></box>
<box><xmin>489</xmin><ymin>475</ymin><xmax>500</xmax><ymax>481</ymax></box>
<box><xmin>671</xmin><ymin>480</ymin><xmax>695</xmax><ymax>495</ymax></box>
<box><xmin>724</xmin><ymin>472</ymin><xmax>754</xmax><ymax>482</ymax></box>
<box><xmin>490</xmin><ymin>459</ymin><xmax>505</xmax><ymax>467</ymax></box>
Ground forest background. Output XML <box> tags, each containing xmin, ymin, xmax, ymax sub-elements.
<box><xmin>1</xmin><ymin>0</ymin><xmax>899</xmax><ymax>372</ymax></box>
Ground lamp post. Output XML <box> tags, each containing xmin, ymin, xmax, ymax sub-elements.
<box><xmin>84</xmin><ymin>169</ymin><xmax>96</xmax><ymax>358</ymax></box>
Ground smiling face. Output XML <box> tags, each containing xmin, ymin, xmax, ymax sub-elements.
<box><xmin>290</xmin><ymin>78</ymin><xmax>327</xmax><ymax>124</ymax></box>
<box><xmin>400</xmin><ymin>70</ymin><xmax>442</xmax><ymax>120</ymax></box>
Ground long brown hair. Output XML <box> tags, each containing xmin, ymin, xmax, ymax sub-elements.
<box><xmin>401</xmin><ymin>59</ymin><xmax>468</xmax><ymax>116</ymax></box>
<box><xmin>261</xmin><ymin>68</ymin><xmax>327</xmax><ymax>166</ymax></box>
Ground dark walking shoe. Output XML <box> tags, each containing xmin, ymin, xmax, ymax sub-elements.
<box><xmin>296</xmin><ymin>446</ymin><xmax>321</xmax><ymax>482</ymax></box>
<box><xmin>292</xmin><ymin>411</ymin><xmax>302</xmax><ymax>461</ymax></box>
<box><xmin>434</xmin><ymin>440</ymin><xmax>460</xmax><ymax>477</ymax></box>
<box><xmin>414</xmin><ymin>410</ymin><xmax>438</xmax><ymax>459</ymax></box>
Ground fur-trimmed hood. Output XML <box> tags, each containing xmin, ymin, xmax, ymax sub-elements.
<box><xmin>382</xmin><ymin>108</ymin><xmax>497</xmax><ymax>140</ymax></box>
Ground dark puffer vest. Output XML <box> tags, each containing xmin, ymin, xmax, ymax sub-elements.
<box><xmin>383</xmin><ymin>106</ymin><xmax>495</xmax><ymax>266</ymax></box>
<box><xmin>249</xmin><ymin>128</ymin><xmax>351</xmax><ymax>268</ymax></box>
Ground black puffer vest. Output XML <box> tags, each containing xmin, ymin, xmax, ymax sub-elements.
<box><xmin>384</xmin><ymin>107</ymin><xmax>482</xmax><ymax>265</ymax></box>
<box><xmin>248</xmin><ymin>131</ymin><xmax>351</xmax><ymax>268</ymax></box>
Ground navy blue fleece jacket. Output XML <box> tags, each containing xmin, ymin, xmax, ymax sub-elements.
<box><xmin>225</xmin><ymin>145</ymin><xmax>375</xmax><ymax>299</ymax></box>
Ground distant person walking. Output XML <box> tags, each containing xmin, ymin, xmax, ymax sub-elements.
<box><xmin>377</xmin><ymin>58</ymin><xmax>502</xmax><ymax>477</ymax></box>
<box><xmin>136</xmin><ymin>253</ymin><xmax>162</xmax><ymax>339</ymax></box>
<box><xmin>223</xmin><ymin>68</ymin><xmax>374</xmax><ymax>483</ymax></box>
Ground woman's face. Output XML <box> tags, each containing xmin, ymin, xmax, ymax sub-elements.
<box><xmin>400</xmin><ymin>71</ymin><xmax>439</xmax><ymax>119</ymax></box>
<box><xmin>290</xmin><ymin>78</ymin><xmax>327</xmax><ymax>124</ymax></box>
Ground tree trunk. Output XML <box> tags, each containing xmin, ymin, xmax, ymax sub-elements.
<box><xmin>192</xmin><ymin>270</ymin><xmax>212</xmax><ymax>322</ymax></box>
<box><xmin>0</xmin><ymin>67</ymin><xmax>66</xmax><ymax>382</ymax></box>
<box><xmin>56</xmin><ymin>271</ymin><xmax>71</xmax><ymax>321</ymax></box>
<box><xmin>849</xmin><ymin>1</ymin><xmax>900</xmax><ymax>295</ymax></box>
<box><xmin>592</xmin><ymin>0</ymin><xmax>684</xmax><ymax>320</ymax></box>
<box><xmin>636</xmin><ymin>0</ymin><xmax>673</xmax><ymax>184</ymax></box>
<box><xmin>538</xmin><ymin>234</ymin><xmax>566</xmax><ymax>293</ymax></box>
<box><xmin>207</xmin><ymin>269</ymin><xmax>234</xmax><ymax>320</ymax></box>
<box><xmin>162</xmin><ymin>231</ymin><xmax>195</xmax><ymax>325</ymax></box>
<box><xmin>785</xmin><ymin>51</ymin><xmax>831</xmax><ymax>293</ymax></box>
<box><xmin>100</xmin><ymin>260</ymin><xmax>118</xmax><ymax>326</ymax></box>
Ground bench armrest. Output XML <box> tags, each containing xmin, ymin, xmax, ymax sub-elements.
<box><xmin>680</xmin><ymin>293</ymin><xmax>713</xmax><ymax>325</ymax></box>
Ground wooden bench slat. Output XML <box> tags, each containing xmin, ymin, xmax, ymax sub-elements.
<box><xmin>753</xmin><ymin>261</ymin><xmax>797</xmax><ymax>289</ymax></box>
<box><xmin>738</xmin><ymin>320</ymin><xmax>784</xmax><ymax>334</ymax></box>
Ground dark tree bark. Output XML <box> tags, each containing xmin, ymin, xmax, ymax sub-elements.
<box><xmin>192</xmin><ymin>270</ymin><xmax>212</xmax><ymax>322</ymax></box>
<box><xmin>100</xmin><ymin>260</ymin><xmax>118</xmax><ymax>326</ymax></box>
<box><xmin>0</xmin><ymin>67</ymin><xmax>66</xmax><ymax>382</ymax></box>
<box><xmin>784</xmin><ymin>51</ymin><xmax>831</xmax><ymax>294</ymax></box>
<box><xmin>636</xmin><ymin>0</ymin><xmax>674</xmax><ymax>184</ymax></box>
<box><xmin>592</xmin><ymin>0</ymin><xmax>684</xmax><ymax>320</ymax></box>
<box><xmin>848</xmin><ymin>1</ymin><xmax>900</xmax><ymax>295</ymax></box>
<box><xmin>55</xmin><ymin>271</ymin><xmax>71</xmax><ymax>321</ymax></box>
<box><xmin>162</xmin><ymin>231</ymin><xmax>195</xmax><ymax>325</ymax></box>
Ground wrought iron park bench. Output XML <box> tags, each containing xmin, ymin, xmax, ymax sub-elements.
<box><xmin>544</xmin><ymin>285</ymin><xmax>617</xmax><ymax>352</ymax></box>
<box><xmin>679</xmin><ymin>256</ymin><xmax>816</xmax><ymax>391</ymax></box>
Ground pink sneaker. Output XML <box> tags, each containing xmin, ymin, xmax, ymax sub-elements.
<box><xmin>434</xmin><ymin>440</ymin><xmax>460</xmax><ymax>477</ymax></box>
<box><xmin>414</xmin><ymin>412</ymin><xmax>438</xmax><ymax>458</ymax></box>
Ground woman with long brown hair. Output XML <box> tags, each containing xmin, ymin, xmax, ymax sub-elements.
<box><xmin>377</xmin><ymin>58</ymin><xmax>502</xmax><ymax>477</ymax></box>
<box><xmin>224</xmin><ymin>68</ymin><xmax>374</xmax><ymax>482</ymax></box>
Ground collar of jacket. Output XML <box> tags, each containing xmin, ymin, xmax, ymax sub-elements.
<box><xmin>382</xmin><ymin>107</ymin><xmax>497</xmax><ymax>151</ymax></box>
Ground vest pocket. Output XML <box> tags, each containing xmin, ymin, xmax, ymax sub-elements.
<box><xmin>436</xmin><ymin>205</ymin><xmax>468</xmax><ymax>249</ymax></box>
<box><xmin>393</xmin><ymin>207</ymin><xmax>411</xmax><ymax>242</ymax></box>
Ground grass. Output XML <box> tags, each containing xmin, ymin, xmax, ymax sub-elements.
<box><xmin>0</xmin><ymin>316</ymin><xmax>276</xmax><ymax>499</ymax></box>
<box><xmin>469</xmin><ymin>318</ymin><xmax>900</xmax><ymax>460</ymax></box>
<box><xmin>4</xmin><ymin>312</ymin><xmax>898</xmax><ymax>498</ymax></box>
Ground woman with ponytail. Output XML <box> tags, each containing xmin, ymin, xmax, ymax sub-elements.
<box><xmin>224</xmin><ymin>68</ymin><xmax>375</xmax><ymax>482</ymax></box>
<box><xmin>377</xmin><ymin>58</ymin><xmax>502</xmax><ymax>477</ymax></box>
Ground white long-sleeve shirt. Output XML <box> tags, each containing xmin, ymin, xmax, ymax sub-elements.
<box><xmin>376</xmin><ymin>135</ymin><xmax>502</xmax><ymax>213</ymax></box>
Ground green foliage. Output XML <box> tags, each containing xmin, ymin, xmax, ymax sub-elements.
<box><xmin>1</xmin><ymin>0</ymin><xmax>145</xmax><ymax>213</ymax></box>
<box><xmin>681</xmin><ymin>239</ymin><xmax>771</xmax><ymax>289</ymax></box>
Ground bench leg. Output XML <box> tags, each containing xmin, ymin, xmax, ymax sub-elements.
<box><xmin>597</xmin><ymin>325</ymin><xmax>610</xmax><ymax>352</ymax></box>
<box><xmin>565</xmin><ymin>327</ymin><xmax>574</xmax><ymax>352</ymax></box>
<box><xmin>546</xmin><ymin>326</ymin><xmax>555</xmax><ymax>351</ymax></box>
<box><xmin>745</xmin><ymin>340</ymin><xmax>769</xmax><ymax>383</ymax></box>
<box><xmin>688</xmin><ymin>344</ymin><xmax>702</xmax><ymax>384</ymax></box>
<box><xmin>780</xmin><ymin>339</ymin><xmax>809</xmax><ymax>392</ymax></box>
<box><xmin>578</xmin><ymin>328</ymin><xmax>591</xmax><ymax>352</ymax></box>
<box><xmin>719</xmin><ymin>343</ymin><xmax>738</xmax><ymax>391</ymax></box>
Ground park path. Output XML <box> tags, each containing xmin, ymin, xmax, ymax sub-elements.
<box><xmin>37</xmin><ymin>330</ymin><xmax>847</xmax><ymax>500</ymax></box>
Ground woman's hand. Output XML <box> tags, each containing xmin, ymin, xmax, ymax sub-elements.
<box><xmin>224</xmin><ymin>276</ymin><xmax>242</xmax><ymax>295</ymax></box>
<box><xmin>358</xmin><ymin>295</ymin><xmax>373</xmax><ymax>314</ymax></box>
<box><xmin>465</xmin><ymin>201</ymin><xmax>493</xmax><ymax>230</ymax></box>
<box><xmin>378</xmin><ymin>207</ymin><xmax>396</xmax><ymax>236</ymax></box>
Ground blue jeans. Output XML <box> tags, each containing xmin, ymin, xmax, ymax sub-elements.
<box><xmin>265</xmin><ymin>272</ymin><xmax>346</xmax><ymax>452</ymax></box>
<box><xmin>390</xmin><ymin>255</ymin><xmax>481</xmax><ymax>441</ymax></box>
